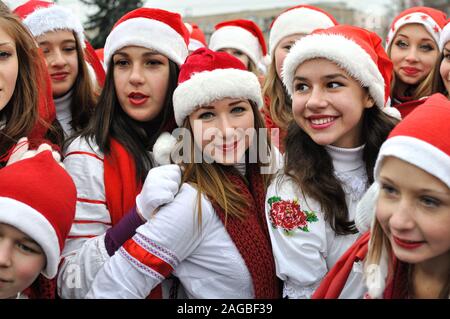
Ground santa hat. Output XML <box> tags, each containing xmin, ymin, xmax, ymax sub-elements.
<box><xmin>184</xmin><ymin>22</ymin><xmax>207</xmax><ymax>52</ymax></box>
<box><xmin>173</xmin><ymin>47</ymin><xmax>263</xmax><ymax>126</ymax></box>
<box><xmin>0</xmin><ymin>151</ymin><xmax>76</xmax><ymax>279</ymax></box>
<box><xmin>14</xmin><ymin>0</ymin><xmax>85</xmax><ymax>47</ymax></box>
<box><xmin>374</xmin><ymin>93</ymin><xmax>450</xmax><ymax>190</ymax></box>
<box><xmin>14</xmin><ymin>1</ymin><xmax>106</xmax><ymax>88</ymax></box>
<box><xmin>209</xmin><ymin>19</ymin><xmax>267</xmax><ymax>68</ymax></box>
<box><xmin>439</xmin><ymin>20</ymin><xmax>450</xmax><ymax>51</ymax></box>
<box><xmin>365</xmin><ymin>93</ymin><xmax>450</xmax><ymax>299</ymax></box>
<box><xmin>386</xmin><ymin>7</ymin><xmax>447</xmax><ymax>51</ymax></box>
<box><xmin>83</xmin><ymin>40</ymin><xmax>106</xmax><ymax>88</ymax></box>
<box><xmin>269</xmin><ymin>5</ymin><xmax>338</xmax><ymax>56</ymax></box>
<box><xmin>153</xmin><ymin>48</ymin><xmax>263</xmax><ymax>164</ymax></box>
<box><xmin>282</xmin><ymin>25</ymin><xmax>400</xmax><ymax>118</ymax></box>
<box><xmin>104</xmin><ymin>8</ymin><xmax>189</xmax><ymax>67</ymax></box>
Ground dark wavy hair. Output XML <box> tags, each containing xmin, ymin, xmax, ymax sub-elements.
<box><xmin>284</xmin><ymin>105</ymin><xmax>399</xmax><ymax>235</ymax></box>
<box><xmin>67</xmin><ymin>57</ymin><xmax>179</xmax><ymax>182</ymax></box>
<box><xmin>68</xmin><ymin>32</ymin><xmax>98</xmax><ymax>132</ymax></box>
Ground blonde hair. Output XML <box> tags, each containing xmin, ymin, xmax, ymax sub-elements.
<box><xmin>247</xmin><ymin>59</ymin><xmax>264</xmax><ymax>79</ymax></box>
<box><xmin>261</xmin><ymin>55</ymin><xmax>292</xmax><ymax>130</ymax></box>
<box><xmin>175</xmin><ymin>100</ymin><xmax>273</xmax><ymax>227</ymax></box>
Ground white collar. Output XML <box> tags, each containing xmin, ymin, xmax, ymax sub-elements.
<box><xmin>325</xmin><ymin>144</ymin><xmax>365</xmax><ymax>173</ymax></box>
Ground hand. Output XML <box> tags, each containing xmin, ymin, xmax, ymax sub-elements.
<box><xmin>7</xmin><ymin>138</ymin><xmax>63</xmax><ymax>168</ymax></box>
<box><xmin>136</xmin><ymin>164</ymin><xmax>182</xmax><ymax>220</ymax></box>
<box><xmin>6</xmin><ymin>137</ymin><xmax>29</xmax><ymax>166</ymax></box>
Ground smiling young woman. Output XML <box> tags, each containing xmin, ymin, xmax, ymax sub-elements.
<box><xmin>268</xmin><ymin>25</ymin><xmax>399</xmax><ymax>299</ymax></box>
<box><xmin>364</xmin><ymin>93</ymin><xmax>450</xmax><ymax>299</ymax></box>
<box><xmin>385</xmin><ymin>7</ymin><xmax>447</xmax><ymax>107</ymax></box>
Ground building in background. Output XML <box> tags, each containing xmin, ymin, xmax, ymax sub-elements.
<box><xmin>186</xmin><ymin>2</ymin><xmax>361</xmax><ymax>43</ymax></box>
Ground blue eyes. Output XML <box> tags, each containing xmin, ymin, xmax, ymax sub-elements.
<box><xmin>395</xmin><ymin>40</ymin><xmax>408</xmax><ymax>48</ymax></box>
<box><xmin>394</xmin><ymin>40</ymin><xmax>435</xmax><ymax>52</ymax></box>
<box><xmin>231</xmin><ymin>107</ymin><xmax>245</xmax><ymax>113</ymax></box>
<box><xmin>198</xmin><ymin>112</ymin><xmax>214</xmax><ymax>120</ymax></box>
<box><xmin>381</xmin><ymin>183</ymin><xmax>442</xmax><ymax>208</ymax></box>
<box><xmin>381</xmin><ymin>184</ymin><xmax>398</xmax><ymax>195</ymax></box>
<box><xmin>420</xmin><ymin>196</ymin><xmax>441</xmax><ymax>208</ymax></box>
<box><xmin>197</xmin><ymin>107</ymin><xmax>246</xmax><ymax>120</ymax></box>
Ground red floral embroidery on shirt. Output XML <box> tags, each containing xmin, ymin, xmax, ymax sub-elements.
<box><xmin>268</xmin><ymin>196</ymin><xmax>318</xmax><ymax>235</ymax></box>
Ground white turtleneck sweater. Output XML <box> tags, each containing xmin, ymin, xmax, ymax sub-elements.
<box><xmin>265</xmin><ymin>144</ymin><xmax>368</xmax><ymax>299</ymax></box>
<box><xmin>54</xmin><ymin>90</ymin><xmax>73</xmax><ymax>138</ymax></box>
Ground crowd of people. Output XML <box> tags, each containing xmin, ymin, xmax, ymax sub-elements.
<box><xmin>0</xmin><ymin>0</ymin><xmax>449</xmax><ymax>299</ymax></box>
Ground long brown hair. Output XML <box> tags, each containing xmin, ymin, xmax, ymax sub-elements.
<box><xmin>68</xmin><ymin>32</ymin><xmax>98</xmax><ymax>133</ymax></box>
<box><xmin>261</xmin><ymin>55</ymin><xmax>292</xmax><ymax>130</ymax></box>
<box><xmin>284</xmin><ymin>105</ymin><xmax>398</xmax><ymax>235</ymax></box>
<box><xmin>432</xmin><ymin>52</ymin><xmax>448</xmax><ymax>97</ymax></box>
<box><xmin>175</xmin><ymin>101</ymin><xmax>274</xmax><ymax>226</ymax></box>
<box><xmin>0</xmin><ymin>10</ymin><xmax>48</xmax><ymax>158</ymax></box>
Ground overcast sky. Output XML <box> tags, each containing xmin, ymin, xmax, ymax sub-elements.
<box><xmin>7</xmin><ymin>0</ymin><xmax>393</xmax><ymax>22</ymax></box>
<box><xmin>143</xmin><ymin>0</ymin><xmax>392</xmax><ymax>17</ymax></box>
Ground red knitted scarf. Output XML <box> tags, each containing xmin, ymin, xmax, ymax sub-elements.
<box><xmin>212</xmin><ymin>164</ymin><xmax>281</xmax><ymax>299</ymax></box>
<box><xmin>23</xmin><ymin>276</ymin><xmax>56</xmax><ymax>299</ymax></box>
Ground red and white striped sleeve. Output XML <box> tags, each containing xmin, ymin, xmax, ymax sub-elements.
<box><xmin>57</xmin><ymin>136</ymin><xmax>111</xmax><ymax>299</ymax></box>
<box><xmin>86</xmin><ymin>184</ymin><xmax>213</xmax><ymax>298</ymax></box>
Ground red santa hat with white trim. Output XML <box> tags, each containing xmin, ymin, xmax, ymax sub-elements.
<box><xmin>104</xmin><ymin>8</ymin><xmax>189</xmax><ymax>68</ymax></box>
<box><xmin>184</xmin><ymin>22</ymin><xmax>207</xmax><ymax>52</ymax></box>
<box><xmin>153</xmin><ymin>48</ymin><xmax>263</xmax><ymax>165</ymax></box>
<box><xmin>439</xmin><ymin>19</ymin><xmax>450</xmax><ymax>51</ymax></box>
<box><xmin>0</xmin><ymin>151</ymin><xmax>76</xmax><ymax>279</ymax></box>
<box><xmin>209</xmin><ymin>19</ymin><xmax>267</xmax><ymax>68</ymax></box>
<box><xmin>374</xmin><ymin>93</ymin><xmax>450</xmax><ymax>191</ymax></box>
<box><xmin>282</xmin><ymin>24</ymin><xmax>401</xmax><ymax>118</ymax></box>
<box><xmin>364</xmin><ymin>93</ymin><xmax>450</xmax><ymax>299</ymax></box>
<box><xmin>14</xmin><ymin>0</ymin><xmax>106</xmax><ymax>88</ymax></box>
<box><xmin>268</xmin><ymin>5</ymin><xmax>338</xmax><ymax>56</ymax></box>
<box><xmin>14</xmin><ymin>0</ymin><xmax>85</xmax><ymax>47</ymax></box>
<box><xmin>386</xmin><ymin>6</ymin><xmax>447</xmax><ymax>52</ymax></box>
